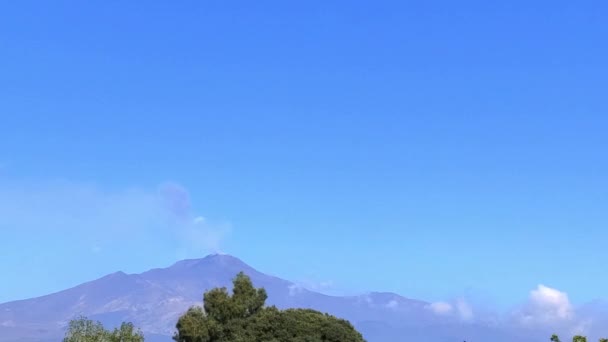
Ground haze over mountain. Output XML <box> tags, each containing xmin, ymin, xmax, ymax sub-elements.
<box><xmin>5</xmin><ymin>254</ymin><xmax>603</xmax><ymax>342</ymax></box>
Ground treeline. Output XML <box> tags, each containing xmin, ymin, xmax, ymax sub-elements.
<box><xmin>62</xmin><ymin>273</ymin><xmax>608</xmax><ymax>342</ymax></box>
<box><xmin>63</xmin><ymin>319</ymin><xmax>144</xmax><ymax>342</ymax></box>
<box><xmin>63</xmin><ymin>272</ymin><xmax>365</xmax><ymax>342</ymax></box>
<box><xmin>551</xmin><ymin>334</ymin><xmax>608</xmax><ymax>342</ymax></box>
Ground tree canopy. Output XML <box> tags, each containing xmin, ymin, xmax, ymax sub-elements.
<box><xmin>551</xmin><ymin>334</ymin><xmax>608</xmax><ymax>342</ymax></box>
<box><xmin>63</xmin><ymin>316</ymin><xmax>144</xmax><ymax>342</ymax></box>
<box><xmin>174</xmin><ymin>272</ymin><xmax>366</xmax><ymax>342</ymax></box>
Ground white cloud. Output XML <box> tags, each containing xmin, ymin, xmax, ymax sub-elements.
<box><xmin>531</xmin><ymin>285</ymin><xmax>573</xmax><ymax>319</ymax></box>
<box><xmin>288</xmin><ymin>284</ymin><xmax>304</xmax><ymax>296</ymax></box>
<box><xmin>427</xmin><ymin>301</ymin><xmax>454</xmax><ymax>315</ymax></box>
<box><xmin>359</xmin><ymin>294</ymin><xmax>373</xmax><ymax>305</ymax></box>
<box><xmin>426</xmin><ymin>298</ymin><xmax>473</xmax><ymax>321</ymax></box>
<box><xmin>505</xmin><ymin>285</ymin><xmax>606</xmax><ymax>339</ymax></box>
<box><xmin>386</xmin><ymin>300</ymin><xmax>399</xmax><ymax>309</ymax></box>
<box><xmin>518</xmin><ymin>285</ymin><xmax>573</xmax><ymax>325</ymax></box>
<box><xmin>288</xmin><ymin>279</ymin><xmax>335</xmax><ymax>296</ymax></box>
<box><xmin>456</xmin><ymin>298</ymin><xmax>474</xmax><ymax>322</ymax></box>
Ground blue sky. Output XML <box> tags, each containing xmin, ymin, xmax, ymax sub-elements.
<box><xmin>1</xmin><ymin>0</ymin><xmax>607</xmax><ymax>310</ymax></box>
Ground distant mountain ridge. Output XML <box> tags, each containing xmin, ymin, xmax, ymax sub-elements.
<box><xmin>0</xmin><ymin>254</ymin><xmax>532</xmax><ymax>342</ymax></box>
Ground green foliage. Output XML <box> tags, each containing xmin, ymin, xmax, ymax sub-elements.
<box><xmin>175</xmin><ymin>307</ymin><xmax>221</xmax><ymax>342</ymax></box>
<box><xmin>174</xmin><ymin>272</ymin><xmax>366</xmax><ymax>342</ymax></box>
<box><xmin>63</xmin><ymin>317</ymin><xmax>144</xmax><ymax>342</ymax></box>
<box><xmin>550</xmin><ymin>335</ymin><xmax>608</xmax><ymax>342</ymax></box>
<box><xmin>108</xmin><ymin>322</ymin><xmax>145</xmax><ymax>342</ymax></box>
<box><xmin>63</xmin><ymin>317</ymin><xmax>108</xmax><ymax>342</ymax></box>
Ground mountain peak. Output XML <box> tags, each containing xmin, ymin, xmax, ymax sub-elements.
<box><xmin>198</xmin><ymin>253</ymin><xmax>245</xmax><ymax>264</ymax></box>
<box><xmin>203</xmin><ymin>252</ymin><xmax>235</xmax><ymax>260</ymax></box>
<box><xmin>169</xmin><ymin>253</ymin><xmax>252</xmax><ymax>271</ymax></box>
<box><xmin>0</xmin><ymin>254</ymin><xmax>524</xmax><ymax>342</ymax></box>
<box><xmin>98</xmin><ymin>270</ymin><xmax>130</xmax><ymax>281</ymax></box>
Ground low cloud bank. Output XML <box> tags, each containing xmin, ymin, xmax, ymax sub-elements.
<box><xmin>426</xmin><ymin>285</ymin><xmax>608</xmax><ymax>340</ymax></box>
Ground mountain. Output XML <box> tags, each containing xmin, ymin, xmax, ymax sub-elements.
<box><xmin>0</xmin><ymin>254</ymin><xmax>527</xmax><ymax>342</ymax></box>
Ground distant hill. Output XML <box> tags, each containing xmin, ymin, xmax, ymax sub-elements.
<box><xmin>0</xmin><ymin>254</ymin><xmax>531</xmax><ymax>342</ymax></box>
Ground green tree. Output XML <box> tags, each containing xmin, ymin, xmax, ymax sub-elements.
<box><xmin>550</xmin><ymin>335</ymin><xmax>608</xmax><ymax>342</ymax></box>
<box><xmin>108</xmin><ymin>322</ymin><xmax>145</xmax><ymax>342</ymax></box>
<box><xmin>175</xmin><ymin>307</ymin><xmax>222</xmax><ymax>342</ymax></box>
<box><xmin>174</xmin><ymin>272</ymin><xmax>366</xmax><ymax>342</ymax></box>
<box><xmin>63</xmin><ymin>317</ymin><xmax>108</xmax><ymax>342</ymax></box>
<box><xmin>63</xmin><ymin>317</ymin><xmax>144</xmax><ymax>342</ymax></box>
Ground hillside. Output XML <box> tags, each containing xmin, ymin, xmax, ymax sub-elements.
<box><xmin>0</xmin><ymin>254</ymin><xmax>524</xmax><ymax>342</ymax></box>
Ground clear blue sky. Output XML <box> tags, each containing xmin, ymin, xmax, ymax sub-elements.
<box><xmin>1</xmin><ymin>1</ymin><xmax>607</xmax><ymax>309</ymax></box>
